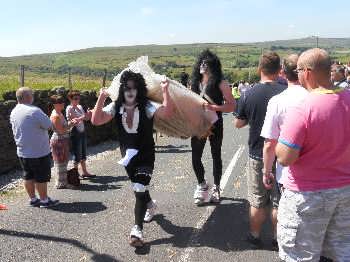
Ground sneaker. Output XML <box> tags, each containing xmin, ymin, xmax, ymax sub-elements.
<box><xmin>129</xmin><ymin>225</ymin><xmax>144</xmax><ymax>248</ymax></box>
<box><xmin>29</xmin><ymin>198</ymin><xmax>41</xmax><ymax>207</ymax></box>
<box><xmin>210</xmin><ymin>185</ymin><xmax>221</xmax><ymax>203</ymax></box>
<box><xmin>144</xmin><ymin>200</ymin><xmax>157</xmax><ymax>223</ymax></box>
<box><xmin>193</xmin><ymin>182</ymin><xmax>209</xmax><ymax>205</ymax></box>
<box><xmin>39</xmin><ymin>198</ymin><xmax>59</xmax><ymax>208</ymax></box>
<box><xmin>246</xmin><ymin>232</ymin><xmax>263</xmax><ymax>249</ymax></box>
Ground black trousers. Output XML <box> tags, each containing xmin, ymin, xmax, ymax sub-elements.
<box><xmin>191</xmin><ymin>118</ymin><xmax>223</xmax><ymax>186</ymax></box>
<box><xmin>126</xmin><ymin>165</ymin><xmax>153</xmax><ymax>230</ymax></box>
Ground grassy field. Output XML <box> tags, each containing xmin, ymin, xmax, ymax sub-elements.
<box><xmin>1</xmin><ymin>37</ymin><xmax>349</xmax><ymax>100</ymax></box>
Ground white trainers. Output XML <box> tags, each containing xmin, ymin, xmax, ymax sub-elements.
<box><xmin>193</xmin><ymin>182</ymin><xmax>209</xmax><ymax>205</ymax></box>
<box><xmin>129</xmin><ymin>225</ymin><xmax>144</xmax><ymax>247</ymax></box>
<box><xmin>210</xmin><ymin>185</ymin><xmax>221</xmax><ymax>203</ymax></box>
<box><xmin>144</xmin><ymin>200</ymin><xmax>157</xmax><ymax>223</ymax></box>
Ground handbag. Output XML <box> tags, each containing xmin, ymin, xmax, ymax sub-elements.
<box><xmin>67</xmin><ymin>167</ymin><xmax>80</xmax><ymax>187</ymax></box>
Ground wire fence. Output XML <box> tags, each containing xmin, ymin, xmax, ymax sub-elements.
<box><xmin>0</xmin><ymin>65</ymin><xmax>112</xmax><ymax>100</ymax></box>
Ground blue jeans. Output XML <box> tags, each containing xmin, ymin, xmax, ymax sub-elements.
<box><xmin>71</xmin><ymin>129</ymin><xmax>87</xmax><ymax>164</ymax></box>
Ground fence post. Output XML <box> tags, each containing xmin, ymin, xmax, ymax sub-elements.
<box><xmin>19</xmin><ymin>65</ymin><xmax>25</xmax><ymax>87</ymax></box>
<box><xmin>102</xmin><ymin>69</ymin><xmax>107</xmax><ymax>87</ymax></box>
<box><xmin>68</xmin><ymin>68</ymin><xmax>72</xmax><ymax>90</ymax></box>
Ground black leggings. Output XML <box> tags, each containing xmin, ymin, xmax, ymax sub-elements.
<box><xmin>191</xmin><ymin>118</ymin><xmax>223</xmax><ymax>186</ymax></box>
<box><xmin>134</xmin><ymin>191</ymin><xmax>152</xmax><ymax>230</ymax></box>
<box><xmin>126</xmin><ymin>166</ymin><xmax>153</xmax><ymax>230</ymax></box>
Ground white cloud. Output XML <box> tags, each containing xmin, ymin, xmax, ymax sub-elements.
<box><xmin>141</xmin><ymin>7</ymin><xmax>154</xmax><ymax>16</ymax></box>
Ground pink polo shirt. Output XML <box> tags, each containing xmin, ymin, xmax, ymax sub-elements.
<box><xmin>279</xmin><ymin>88</ymin><xmax>350</xmax><ymax>192</ymax></box>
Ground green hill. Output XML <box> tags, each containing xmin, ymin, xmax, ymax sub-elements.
<box><xmin>1</xmin><ymin>37</ymin><xmax>349</xmax><ymax>99</ymax></box>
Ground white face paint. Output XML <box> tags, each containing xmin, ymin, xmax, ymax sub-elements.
<box><xmin>200</xmin><ymin>60</ymin><xmax>208</xmax><ymax>75</ymax></box>
<box><xmin>124</xmin><ymin>88</ymin><xmax>137</xmax><ymax>105</ymax></box>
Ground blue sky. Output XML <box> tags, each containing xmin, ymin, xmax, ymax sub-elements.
<box><xmin>0</xmin><ymin>0</ymin><xmax>349</xmax><ymax>56</ymax></box>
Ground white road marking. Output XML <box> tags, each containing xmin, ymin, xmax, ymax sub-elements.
<box><xmin>220</xmin><ymin>145</ymin><xmax>245</xmax><ymax>192</ymax></box>
<box><xmin>179</xmin><ymin>145</ymin><xmax>245</xmax><ymax>262</ymax></box>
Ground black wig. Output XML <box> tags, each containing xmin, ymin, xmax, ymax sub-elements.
<box><xmin>191</xmin><ymin>49</ymin><xmax>223</xmax><ymax>93</ymax></box>
<box><xmin>115</xmin><ymin>70</ymin><xmax>148</xmax><ymax>109</ymax></box>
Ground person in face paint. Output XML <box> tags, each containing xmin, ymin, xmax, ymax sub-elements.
<box><xmin>91</xmin><ymin>70</ymin><xmax>174</xmax><ymax>248</ymax></box>
<box><xmin>190</xmin><ymin>50</ymin><xmax>235</xmax><ymax>205</ymax></box>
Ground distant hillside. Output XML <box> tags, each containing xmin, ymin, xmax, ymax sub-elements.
<box><xmin>252</xmin><ymin>37</ymin><xmax>350</xmax><ymax>49</ymax></box>
<box><xmin>0</xmin><ymin>37</ymin><xmax>349</xmax><ymax>74</ymax></box>
<box><xmin>0</xmin><ymin>37</ymin><xmax>349</xmax><ymax>99</ymax></box>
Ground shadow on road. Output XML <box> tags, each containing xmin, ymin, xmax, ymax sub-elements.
<box><xmin>141</xmin><ymin>198</ymin><xmax>275</xmax><ymax>254</ymax></box>
<box><xmin>79</xmin><ymin>175</ymin><xmax>128</xmax><ymax>192</ymax></box>
<box><xmin>49</xmin><ymin>201</ymin><xmax>107</xmax><ymax>214</ymax></box>
<box><xmin>155</xmin><ymin>144</ymin><xmax>192</xmax><ymax>154</ymax></box>
<box><xmin>0</xmin><ymin>229</ymin><xmax>119</xmax><ymax>262</ymax></box>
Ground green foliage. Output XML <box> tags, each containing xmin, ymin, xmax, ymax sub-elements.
<box><xmin>1</xmin><ymin>37</ymin><xmax>349</xmax><ymax>99</ymax></box>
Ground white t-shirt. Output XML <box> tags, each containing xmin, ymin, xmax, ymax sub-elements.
<box><xmin>103</xmin><ymin>101</ymin><xmax>159</xmax><ymax>133</ymax></box>
<box><xmin>260</xmin><ymin>85</ymin><xmax>308</xmax><ymax>183</ymax></box>
<box><xmin>334</xmin><ymin>80</ymin><xmax>350</xmax><ymax>89</ymax></box>
<box><xmin>66</xmin><ymin>105</ymin><xmax>85</xmax><ymax>132</ymax></box>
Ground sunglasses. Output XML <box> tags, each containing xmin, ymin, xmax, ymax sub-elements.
<box><xmin>72</xmin><ymin>96</ymin><xmax>80</xmax><ymax>100</ymax></box>
<box><xmin>293</xmin><ymin>68</ymin><xmax>312</xmax><ymax>74</ymax></box>
<box><xmin>53</xmin><ymin>101</ymin><xmax>64</xmax><ymax>104</ymax></box>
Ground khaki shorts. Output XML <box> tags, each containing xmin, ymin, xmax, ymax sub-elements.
<box><xmin>278</xmin><ymin>186</ymin><xmax>350</xmax><ymax>262</ymax></box>
<box><xmin>246</xmin><ymin>157</ymin><xmax>280</xmax><ymax>209</ymax></box>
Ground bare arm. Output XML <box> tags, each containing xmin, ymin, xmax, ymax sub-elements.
<box><xmin>276</xmin><ymin>143</ymin><xmax>300</xmax><ymax>166</ymax></box>
<box><xmin>204</xmin><ymin>80</ymin><xmax>235</xmax><ymax>113</ymax></box>
<box><xmin>50</xmin><ymin>115</ymin><xmax>78</xmax><ymax>134</ymax></box>
<box><xmin>263</xmin><ymin>139</ymin><xmax>277</xmax><ymax>173</ymax></box>
<box><xmin>91</xmin><ymin>88</ymin><xmax>114</xmax><ymax>126</ymax></box>
<box><xmin>155</xmin><ymin>80</ymin><xmax>174</xmax><ymax>119</ymax></box>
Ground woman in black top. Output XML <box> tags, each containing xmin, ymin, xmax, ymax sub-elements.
<box><xmin>191</xmin><ymin>49</ymin><xmax>235</xmax><ymax>205</ymax></box>
<box><xmin>91</xmin><ymin>70</ymin><xmax>173</xmax><ymax>248</ymax></box>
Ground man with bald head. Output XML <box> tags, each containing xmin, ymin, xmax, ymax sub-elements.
<box><xmin>276</xmin><ymin>48</ymin><xmax>350</xmax><ymax>261</ymax></box>
<box><xmin>10</xmin><ymin>87</ymin><xmax>59</xmax><ymax>208</ymax></box>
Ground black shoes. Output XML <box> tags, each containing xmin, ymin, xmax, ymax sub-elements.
<box><xmin>39</xmin><ymin>198</ymin><xmax>59</xmax><ymax>208</ymax></box>
<box><xmin>29</xmin><ymin>198</ymin><xmax>41</xmax><ymax>207</ymax></box>
<box><xmin>246</xmin><ymin>232</ymin><xmax>263</xmax><ymax>249</ymax></box>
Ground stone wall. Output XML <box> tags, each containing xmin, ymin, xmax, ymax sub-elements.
<box><xmin>0</xmin><ymin>88</ymin><xmax>117</xmax><ymax>174</ymax></box>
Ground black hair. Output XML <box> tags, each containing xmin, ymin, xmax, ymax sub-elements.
<box><xmin>180</xmin><ymin>71</ymin><xmax>189</xmax><ymax>87</ymax></box>
<box><xmin>191</xmin><ymin>49</ymin><xmax>223</xmax><ymax>93</ymax></box>
<box><xmin>115</xmin><ymin>70</ymin><xmax>148</xmax><ymax>109</ymax></box>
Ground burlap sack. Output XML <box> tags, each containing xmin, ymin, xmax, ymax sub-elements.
<box><xmin>107</xmin><ymin>56</ymin><xmax>218</xmax><ymax>139</ymax></box>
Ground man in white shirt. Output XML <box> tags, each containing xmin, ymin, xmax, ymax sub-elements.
<box><xmin>331</xmin><ymin>64</ymin><xmax>349</xmax><ymax>89</ymax></box>
<box><xmin>260</xmin><ymin>54</ymin><xmax>308</xmax><ymax>246</ymax></box>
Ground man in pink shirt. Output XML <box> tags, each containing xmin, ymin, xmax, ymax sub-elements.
<box><xmin>276</xmin><ymin>48</ymin><xmax>350</xmax><ymax>262</ymax></box>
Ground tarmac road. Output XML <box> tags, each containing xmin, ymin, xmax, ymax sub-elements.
<box><xmin>0</xmin><ymin>114</ymin><xmax>280</xmax><ymax>262</ymax></box>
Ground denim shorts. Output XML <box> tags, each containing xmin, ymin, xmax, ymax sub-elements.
<box><xmin>70</xmin><ymin>129</ymin><xmax>87</xmax><ymax>163</ymax></box>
